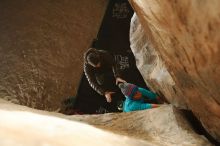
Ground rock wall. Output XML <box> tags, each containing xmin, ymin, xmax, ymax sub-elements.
<box><xmin>130</xmin><ymin>13</ymin><xmax>187</xmax><ymax>109</ymax></box>
<box><xmin>0</xmin><ymin>99</ymin><xmax>212</xmax><ymax>146</ymax></box>
<box><xmin>0</xmin><ymin>0</ymin><xmax>108</xmax><ymax>110</ymax></box>
<box><xmin>129</xmin><ymin>0</ymin><xmax>220</xmax><ymax>141</ymax></box>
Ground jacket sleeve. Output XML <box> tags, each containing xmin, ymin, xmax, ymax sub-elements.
<box><xmin>84</xmin><ymin>63</ymin><xmax>106</xmax><ymax>95</ymax></box>
<box><xmin>125</xmin><ymin>100</ymin><xmax>153</xmax><ymax>112</ymax></box>
<box><xmin>138</xmin><ymin>103</ymin><xmax>153</xmax><ymax>110</ymax></box>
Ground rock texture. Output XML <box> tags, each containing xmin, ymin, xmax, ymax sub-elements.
<box><xmin>130</xmin><ymin>13</ymin><xmax>187</xmax><ymax>109</ymax></box>
<box><xmin>0</xmin><ymin>0</ymin><xmax>108</xmax><ymax>110</ymax></box>
<box><xmin>0</xmin><ymin>99</ymin><xmax>212</xmax><ymax>146</ymax></box>
<box><xmin>129</xmin><ymin>0</ymin><xmax>220</xmax><ymax>142</ymax></box>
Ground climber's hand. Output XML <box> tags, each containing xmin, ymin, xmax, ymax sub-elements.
<box><xmin>116</xmin><ymin>77</ymin><xmax>126</xmax><ymax>85</ymax></box>
<box><xmin>105</xmin><ymin>92</ymin><xmax>115</xmax><ymax>103</ymax></box>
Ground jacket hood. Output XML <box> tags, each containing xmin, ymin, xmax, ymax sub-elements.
<box><xmin>84</xmin><ymin>48</ymin><xmax>97</xmax><ymax>64</ymax></box>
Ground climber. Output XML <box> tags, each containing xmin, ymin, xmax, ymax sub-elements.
<box><xmin>84</xmin><ymin>48</ymin><xmax>126</xmax><ymax>103</ymax></box>
<box><xmin>118</xmin><ymin>82</ymin><xmax>162</xmax><ymax>112</ymax></box>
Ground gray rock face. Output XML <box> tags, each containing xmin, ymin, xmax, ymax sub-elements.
<box><xmin>0</xmin><ymin>0</ymin><xmax>108</xmax><ymax>110</ymax></box>
<box><xmin>130</xmin><ymin>13</ymin><xmax>187</xmax><ymax>109</ymax></box>
<box><xmin>0</xmin><ymin>99</ymin><xmax>212</xmax><ymax>146</ymax></box>
<box><xmin>129</xmin><ymin>0</ymin><xmax>220</xmax><ymax>141</ymax></box>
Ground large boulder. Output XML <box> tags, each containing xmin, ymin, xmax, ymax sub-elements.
<box><xmin>0</xmin><ymin>99</ymin><xmax>212</xmax><ymax>146</ymax></box>
<box><xmin>129</xmin><ymin>0</ymin><xmax>220</xmax><ymax>141</ymax></box>
<box><xmin>130</xmin><ymin>13</ymin><xmax>187</xmax><ymax>109</ymax></box>
<box><xmin>0</xmin><ymin>0</ymin><xmax>108</xmax><ymax>110</ymax></box>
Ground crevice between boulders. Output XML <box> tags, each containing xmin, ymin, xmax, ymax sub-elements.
<box><xmin>180</xmin><ymin>109</ymin><xmax>220</xmax><ymax>146</ymax></box>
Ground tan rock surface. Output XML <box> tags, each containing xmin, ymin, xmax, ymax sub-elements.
<box><xmin>0</xmin><ymin>99</ymin><xmax>212</xmax><ymax>146</ymax></box>
<box><xmin>0</xmin><ymin>99</ymin><xmax>150</xmax><ymax>146</ymax></box>
<box><xmin>130</xmin><ymin>13</ymin><xmax>187</xmax><ymax>109</ymax></box>
<box><xmin>129</xmin><ymin>0</ymin><xmax>220</xmax><ymax>141</ymax></box>
<box><xmin>0</xmin><ymin>0</ymin><xmax>108</xmax><ymax>110</ymax></box>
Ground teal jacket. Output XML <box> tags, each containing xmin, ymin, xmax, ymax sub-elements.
<box><xmin>123</xmin><ymin>87</ymin><xmax>157</xmax><ymax>112</ymax></box>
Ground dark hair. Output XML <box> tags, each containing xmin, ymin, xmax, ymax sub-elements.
<box><xmin>87</xmin><ymin>51</ymin><xmax>100</xmax><ymax>66</ymax></box>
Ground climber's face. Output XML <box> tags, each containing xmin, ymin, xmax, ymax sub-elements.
<box><xmin>91</xmin><ymin>62</ymin><xmax>101</xmax><ymax>68</ymax></box>
<box><xmin>96</xmin><ymin>62</ymin><xmax>101</xmax><ymax>68</ymax></box>
<box><xmin>94</xmin><ymin>62</ymin><xmax>101</xmax><ymax>68</ymax></box>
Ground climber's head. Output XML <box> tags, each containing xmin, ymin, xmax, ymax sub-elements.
<box><xmin>84</xmin><ymin>48</ymin><xmax>101</xmax><ymax>68</ymax></box>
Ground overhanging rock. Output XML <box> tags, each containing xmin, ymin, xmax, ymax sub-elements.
<box><xmin>129</xmin><ymin>13</ymin><xmax>187</xmax><ymax>109</ymax></box>
<box><xmin>129</xmin><ymin>0</ymin><xmax>220</xmax><ymax>141</ymax></box>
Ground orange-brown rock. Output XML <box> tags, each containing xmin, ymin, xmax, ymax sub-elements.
<box><xmin>0</xmin><ymin>0</ymin><xmax>108</xmax><ymax>110</ymax></box>
<box><xmin>129</xmin><ymin>0</ymin><xmax>220</xmax><ymax>141</ymax></box>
